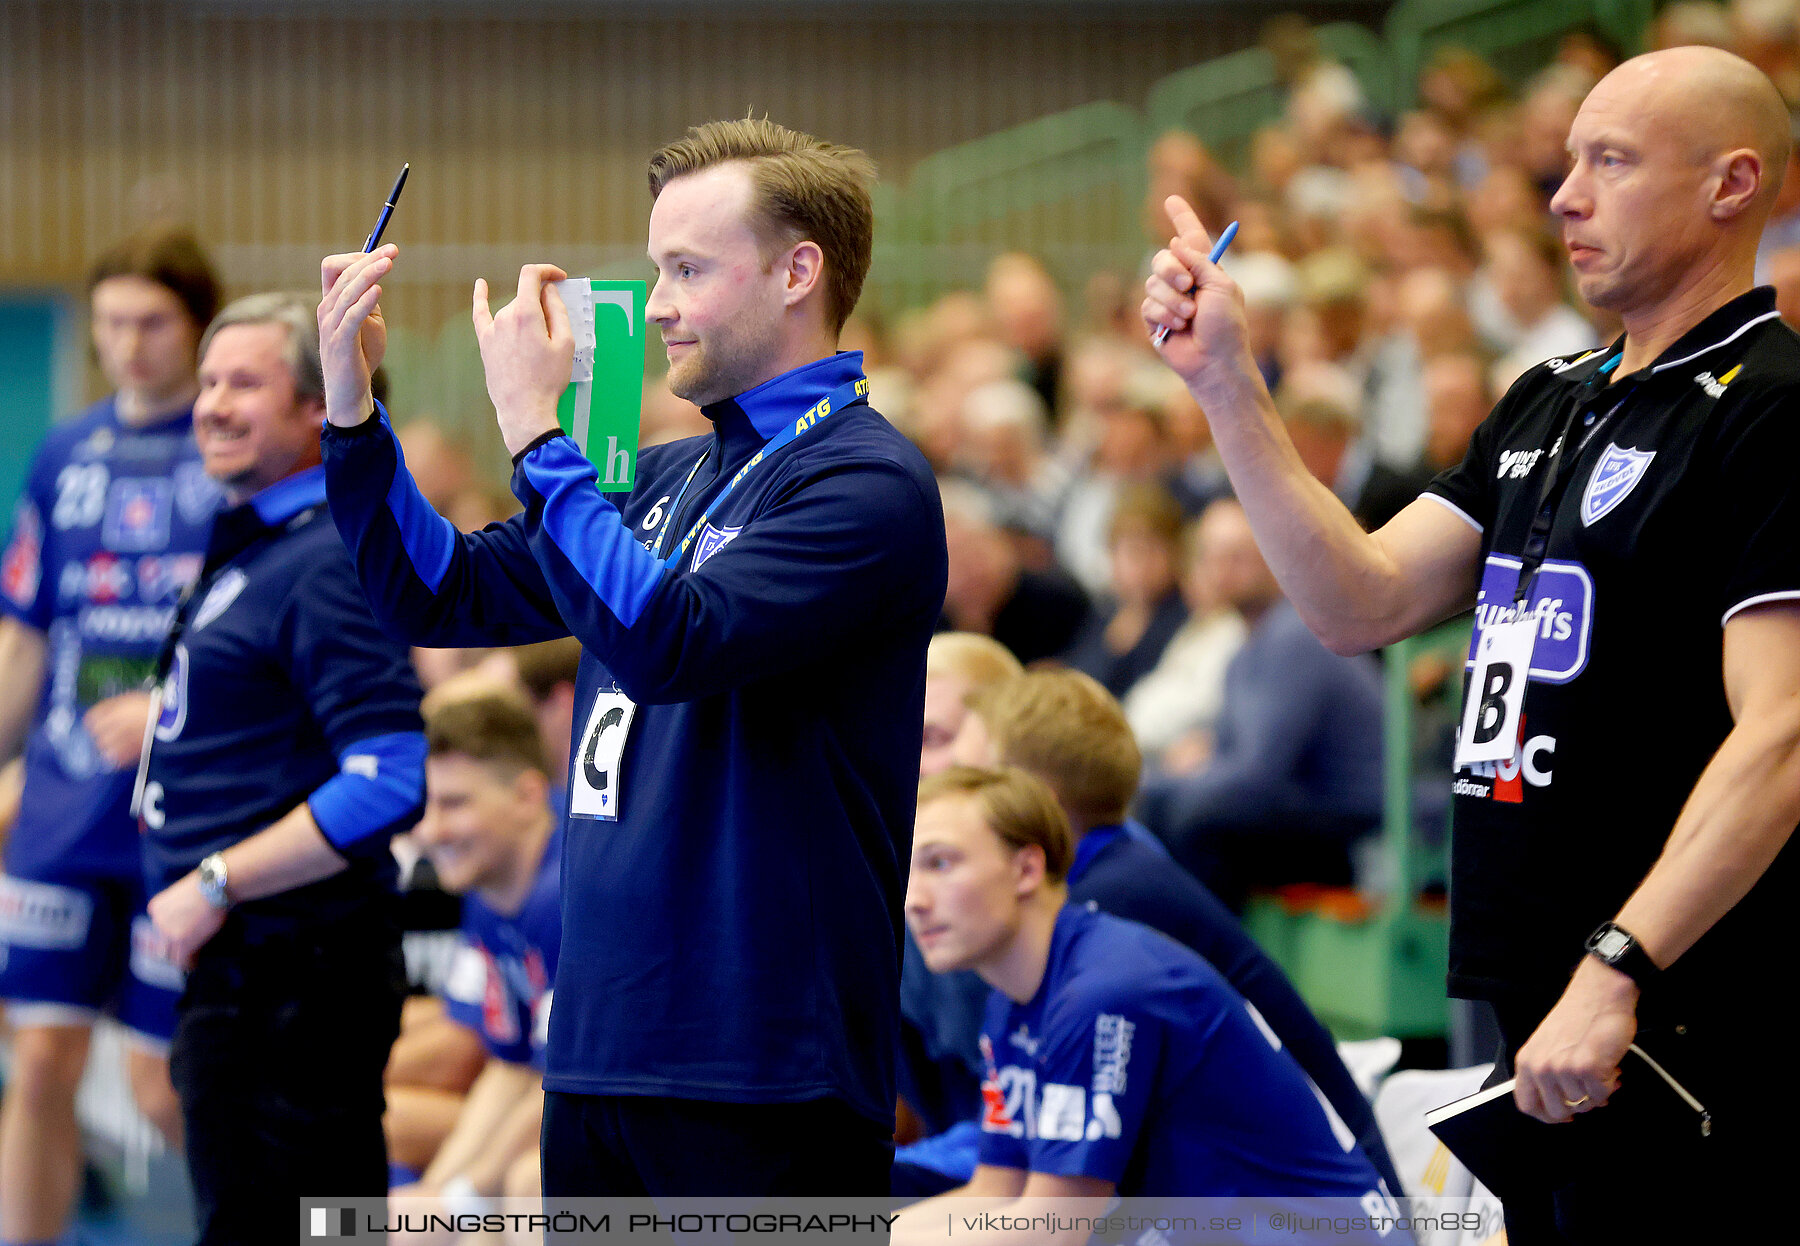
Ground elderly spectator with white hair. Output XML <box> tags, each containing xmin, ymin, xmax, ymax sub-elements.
<box><xmin>956</xmin><ymin>378</ymin><xmax>1069</xmax><ymax>557</ymax></box>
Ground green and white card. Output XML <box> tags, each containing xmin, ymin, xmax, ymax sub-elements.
<box><xmin>552</xmin><ymin>278</ymin><xmax>648</xmax><ymax>491</ymax></box>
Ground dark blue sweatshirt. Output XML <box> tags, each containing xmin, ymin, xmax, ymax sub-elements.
<box><xmin>322</xmin><ymin>352</ymin><xmax>947</xmax><ymax>1123</ymax></box>
<box><xmin>141</xmin><ymin>467</ymin><xmax>425</xmax><ymax>906</ymax></box>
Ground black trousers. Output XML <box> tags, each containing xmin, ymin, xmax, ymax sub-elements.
<box><xmin>542</xmin><ymin>1091</ymin><xmax>894</xmax><ymax>1197</ymax></box>
<box><xmin>170</xmin><ymin>905</ymin><xmax>404</xmax><ymax>1244</ymax></box>
<box><xmin>1488</xmin><ymin>996</ymin><xmax>1792</xmax><ymax>1245</ymax></box>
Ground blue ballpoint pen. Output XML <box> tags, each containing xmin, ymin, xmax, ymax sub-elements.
<box><xmin>363</xmin><ymin>163</ymin><xmax>410</xmax><ymax>253</ymax></box>
<box><xmin>1151</xmin><ymin>218</ymin><xmax>1238</xmax><ymax>347</ymax></box>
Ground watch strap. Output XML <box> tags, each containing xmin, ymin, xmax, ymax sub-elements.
<box><xmin>1585</xmin><ymin>921</ymin><xmax>1658</xmax><ymax>987</ymax></box>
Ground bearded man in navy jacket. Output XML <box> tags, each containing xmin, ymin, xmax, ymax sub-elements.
<box><xmin>319</xmin><ymin>119</ymin><xmax>947</xmax><ymax>1196</ymax></box>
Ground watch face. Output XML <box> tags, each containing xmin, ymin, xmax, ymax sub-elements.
<box><xmin>198</xmin><ymin>857</ymin><xmax>227</xmax><ymax>906</ymax></box>
<box><xmin>1595</xmin><ymin>929</ymin><xmax>1630</xmax><ymax>960</ymax></box>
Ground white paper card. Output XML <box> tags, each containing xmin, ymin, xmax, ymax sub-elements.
<box><xmin>1455</xmin><ymin>614</ymin><xmax>1536</xmax><ymax>768</ymax></box>
<box><xmin>552</xmin><ymin>278</ymin><xmax>598</xmax><ymax>384</ymax></box>
<box><xmin>569</xmin><ymin>687</ymin><xmax>636</xmax><ymax>821</ymax></box>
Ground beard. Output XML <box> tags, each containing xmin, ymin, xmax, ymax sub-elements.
<box><xmin>665</xmin><ymin>345</ymin><xmax>723</xmax><ymax>406</ymax></box>
<box><xmin>665</xmin><ymin>318</ymin><xmax>782</xmax><ymax>408</ymax></box>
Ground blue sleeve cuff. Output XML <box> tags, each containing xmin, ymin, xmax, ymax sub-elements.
<box><xmin>309</xmin><ymin>730</ymin><xmax>427</xmax><ymax>849</ymax></box>
<box><xmin>518</xmin><ymin>437</ymin><xmax>665</xmax><ymax>628</ymax></box>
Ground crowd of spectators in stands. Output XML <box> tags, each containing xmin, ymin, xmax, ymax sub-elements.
<box><xmin>369</xmin><ymin>1</ymin><xmax>1800</xmax><ymax>930</ymax></box>
<box><xmin>840</xmin><ymin>2</ymin><xmax>1800</xmax><ymax>892</ymax></box>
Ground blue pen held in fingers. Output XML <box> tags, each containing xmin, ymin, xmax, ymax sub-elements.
<box><xmin>363</xmin><ymin>163</ymin><xmax>410</xmax><ymax>253</ymax></box>
<box><xmin>1151</xmin><ymin>219</ymin><xmax>1238</xmax><ymax>348</ymax></box>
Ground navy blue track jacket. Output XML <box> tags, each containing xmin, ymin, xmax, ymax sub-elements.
<box><xmin>142</xmin><ymin>468</ymin><xmax>425</xmax><ymax>904</ymax></box>
<box><xmin>323</xmin><ymin>352</ymin><xmax>947</xmax><ymax>1123</ymax></box>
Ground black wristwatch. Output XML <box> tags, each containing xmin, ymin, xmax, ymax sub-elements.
<box><xmin>1585</xmin><ymin>921</ymin><xmax>1659</xmax><ymax>988</ymax></box>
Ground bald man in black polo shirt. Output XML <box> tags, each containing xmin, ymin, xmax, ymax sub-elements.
<box><xmin>1146</xmin><ymin>46</ymin><xmax>1800</xmax><ymax>1243</ymax></box>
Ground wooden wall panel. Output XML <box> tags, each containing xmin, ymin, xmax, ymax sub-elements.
<box><xmin>2</xmin><ymin>1</ymin><xmax>1386</xmax><ymax>427</ymax></box>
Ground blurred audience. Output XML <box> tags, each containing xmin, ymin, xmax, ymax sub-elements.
<box><xmin>985</xmin><ymin>253</ymin><xmax>1066</xmax><ymax>416</ymax></box>
<box><xmin>1136</xmin><ymin>501</ymin><xmax>1384</xmax><ymax>911</ymax></box>
<box><xmin>1053</xmin><ymin>367</ymin><xmax>1182</xmax><ymax>596</ymax></box>
<box><xmin>1483</xmin><ymin>225</ymin><xmax>1599</xmax><ymax>389</ymax></box>
<box><xmin>956</xmin><ymin>378</ymin><xmax>1067</xmax><ymax>564</ymax></box>
<box><xmin>939</xmin><ymin>480</ymin><xmax>1090</xmax><ymax>664</ymax></box>
<box><xmin>637</xmin><ymin>376</ymin><xmax>709</xmax><ymax>449</ymax></box>
<box><xmin>1123</xmin><ymin>513</ymin><xmax>1249</xmax><ymax>764</ymax></box>
<box><xmin>395</xmin><ymin>419</ymin><xmax>476</xmax><ymax>513</ymax></box>
<box><xmin>1772</xmin><ymin>245</ymin><xmax>1800</xmax><ymax>327</ymax></box>
<box><xmin>1062</xmin><ymin>484</ymin><xmax>1189</xmax><ymax>700</ymax></box>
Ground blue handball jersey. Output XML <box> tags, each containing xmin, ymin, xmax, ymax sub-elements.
<box><xmin>0</xmin><ymin>399</ymin><xmax>217</xmax><ymax>879</ymax></box>
<box><xmin>442</xmin><ymin>825</ymin><xmax>562</xmax><ymax>1069</ymax></box>
<box><xmin>977</xmin><ymin>905</ymin><xmax>1388</xmax><ymax>1199</ymax></box>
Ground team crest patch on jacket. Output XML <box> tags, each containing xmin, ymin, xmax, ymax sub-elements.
<box><xmin>691</xmin><ymin>523</ymin><xmax>742</xmax><ymax>569</ymax></box>
<box><xmin>191</xmin><ymin>569</ymin><xmax>248</xmax><ymax>631</ymax></box>
<box><xmin>1580</xmin><ymin>444</ymin><xmax>1655</xmax><ymax>527</ymax></box>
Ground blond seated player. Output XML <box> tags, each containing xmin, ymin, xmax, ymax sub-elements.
<box><xmin>390</xmin><ymin>694</ymin><xmax>558</xmax><ymax>1231</ymax></box>
<box><xmin>893</xmin><ymin>767</ymin><xmax>1398</xmax><ymax>1246</ymax></box>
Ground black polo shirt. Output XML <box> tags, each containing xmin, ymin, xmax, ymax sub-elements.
<box><xmin>1424</xmin><ymin>288</ymin><xmax>1800</xmax><ymax>1007</ymax></box>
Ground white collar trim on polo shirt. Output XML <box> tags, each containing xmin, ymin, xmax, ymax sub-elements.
<box><xmin>1648</xmin><ymin>310</ymin><xmax>1782</xmax><ymax>375</ymax></box>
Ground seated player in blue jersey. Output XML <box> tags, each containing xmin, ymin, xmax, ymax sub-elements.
<box><xmin>893</xmin><ymin>767</ymin><xmax>1404</xmax><ymax>1246</ymax></box>
<box><xmin>0</xmin><ymin>226</ymin><xmax>221</xmax><ymax>1246</ymax></box>
<box><xmin>388</xmin><ymin>691</ymin><xmax>560</xmax><ymax>1228</ymax></box>
<box><xmin>895</xmin><ymin>632</ymin><xmax>1028</xmax><ymax>1184</ymax></box>
<box><xmin>952</xmin><ymin>668</ymin><xmax>1401</xmax><ymax>1195</ymax></box>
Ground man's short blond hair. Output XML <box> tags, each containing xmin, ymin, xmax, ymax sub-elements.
<box><xmin>966</xmin><ymin>669</ymin><xmax>1141</xmax><ymax>829</ymax></box>
<box><xmin>648</xmin><ymin>118</ymin><xmax>876</xmax><ymax>334</ymax></box>
<box><xmin>917</xmin><ymin>765</ymin><xmax>1073</xmax><ymax>884</ymax></box>
<box><xmin>926</xmin><ymin>632</ymin><xmax>1023</xmax><ymax>688</ymax></box>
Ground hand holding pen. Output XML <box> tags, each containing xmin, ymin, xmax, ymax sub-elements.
<box><xmin>319</xmin><ymin>163</ymin><xmax>409</xmax><ymax>427</ymax></box>
<box><xmin>1148</xmin><ymin>211</ymin><xmax>1237</xmax><ymax>347</ymax></box>
<box><xmin>1143</xmin><ymin>199</ymin><xmax>1259</xmax><ymax>398</ymax></box>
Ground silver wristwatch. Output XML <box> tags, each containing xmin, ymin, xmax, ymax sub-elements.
<box><xmin>196</xmin><ymin>853</ymin><xmax>232</xmax><ymax>910</ymax></box>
